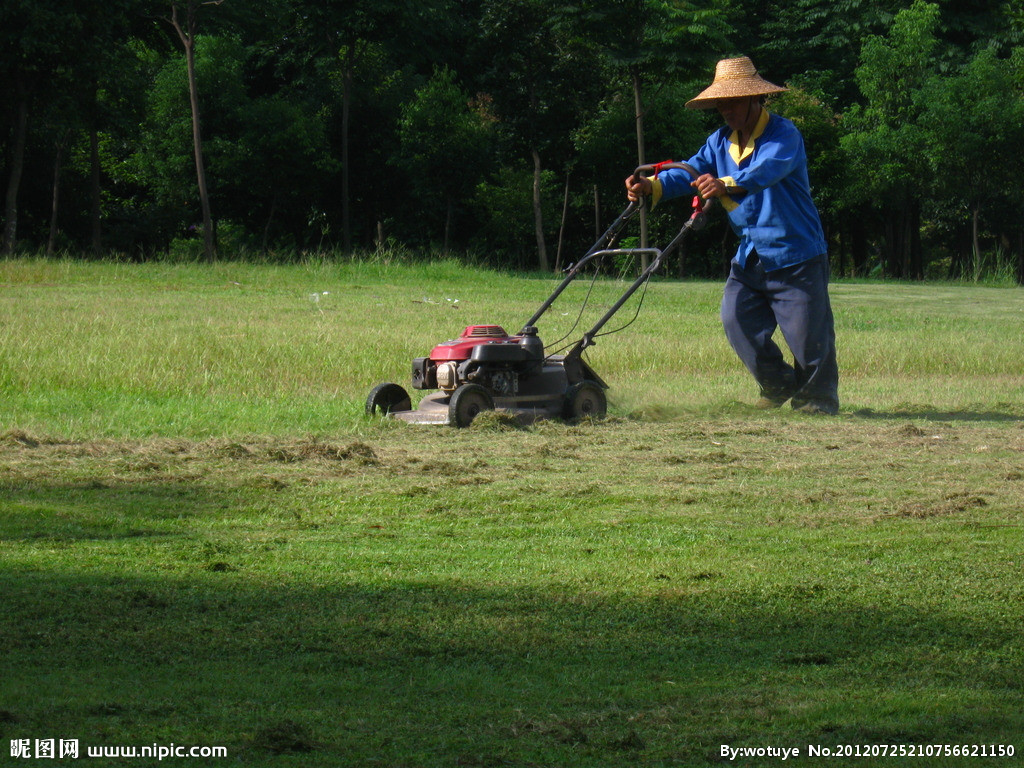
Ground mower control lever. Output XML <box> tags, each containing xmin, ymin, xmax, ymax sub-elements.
<box><xmin>631</xmin><ymin>161</ymin><xmax>744</xmax><ymax>206</ymax></box>
<box><xmin>520</xmin><ymin>198</ymin><xmax>641</xmax><ymax>330</ymax></box>
<box><xmin>521</xmin><ymin>162</ymin><xmax>707</xmax><ymax>335</ymax></box>
<box><xmin>588</xmin><ymin>247</ymin><xmax>661</xmax><ymax>261</ymax></box>
<box><xmin>632</xmin><ymin>161</ymin><xmax>703</xmax><ymax>198</ymax></box>
<box><xmin>633</xmin><ymin>161</ymin><xmax>701</xmax><ymax>182</ymax></box>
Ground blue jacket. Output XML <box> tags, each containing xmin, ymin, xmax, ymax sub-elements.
<box><xmin>652</xmin><ymin>111</ymin><xmax>827</xmax><ymax>271</ymax></box>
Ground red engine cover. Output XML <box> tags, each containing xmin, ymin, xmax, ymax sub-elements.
<box><xmin>430</xmin><ymin>325</ymin><xmax>522</xmax><ymax>361</ymax></box>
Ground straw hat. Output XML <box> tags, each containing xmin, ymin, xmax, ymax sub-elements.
<box><xmin>685</xmin><ymin>56</ymin><xmax>787</xmax><ymax>109</ymax></box>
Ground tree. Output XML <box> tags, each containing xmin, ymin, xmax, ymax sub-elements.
<box><xmin>167</xmin><ymin>0</ymin><xmax>222</xmax><ymax>261</ymax></box>
<box><xmin>137</xmin><ymin>47</ymin><xmax>198</xmax><ymax>223</ymax></box>
<box><xmin>840</xmin><ymin>0</ymin><xmax>941</xmax><ymax>278</ymax></box>
<box><xmin>478</xmin><ymin>0</ymin><xmax>575</xmax><ymax>271</ymax></box>
<box><xmin>3</xmin><ymin>0</ymin><xmax>1023</xmax><ymax>268</ymax></box>
<box><xmin>552</xmin><ymin>0</ymin><xmax>731</xmax><ymax>263</ymax></box>
<box><xmin>751</xmin><ymin>0</ymin><xmax>904</xmax><ymax>107</ymax></box>
<box><xmin>289</xmin><ymin>0</ymin><xmax>431</xmax><ymax>252</ymax></box>
<box><xmin>394</xmin><ymin>67</ymin><xmax>491</xmax><ymax>253</ymax></box>
<box><xmin>137</xmin><ymin>32</ymin><xmax>332</xmax><ymax>254</ymax></box>
<box><xmin>0</xmin><ymin>0</ymin><xmax>102</xmax><ymax>254</ymax></box>
<box><xmin>920</xmin><ymin>46</ymin><xmax>1024</xmax><ymax>279</ymax></box>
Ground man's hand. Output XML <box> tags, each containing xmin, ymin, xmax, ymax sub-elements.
<box><xmin>691</xmin><ymin>174</ymin><xmax>728</xmax><ymax>199</ymax></box>
<box><xmin>625</xmin><ymin>175</ymin><xmax>652</xmax><ymax>202</ymax></box>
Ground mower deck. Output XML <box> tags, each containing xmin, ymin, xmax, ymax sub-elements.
<box><xmin>389</xmin><ymin>355</ymin><xmax>585</xmax><ymax>426</ymax></box>
<box><xmin>388</xmin><ymin>390</ymin><xmax>563</xmax><ymax>426</ymax></box>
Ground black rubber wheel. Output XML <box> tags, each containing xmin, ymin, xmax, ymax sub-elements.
<box><xmin>448</xmin><ymin>383</ymin><xmax>494</xmax><ymax>428</ymax></box>
<box><xmin>563</xmin><ymin>380</ymin><xmax>607</xmax><ymax>421</ymax></box>
<box><xmin>365</xmin><ymin>382</ymin><xmax>412</xmax><ymax>416</ymax></box>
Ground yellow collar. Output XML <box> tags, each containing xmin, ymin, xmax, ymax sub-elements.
<box><xmin>729</xmin><ymin>109</ymin><xmax>770</xmax><ymax>166</ymax></box>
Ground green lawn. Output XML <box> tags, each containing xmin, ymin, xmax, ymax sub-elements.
<box><xmin>1</xmin><ymin>258</ymin><xmax>1022</xmax><ymax>766</ymax></box>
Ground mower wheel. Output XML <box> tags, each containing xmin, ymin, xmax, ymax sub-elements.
<box><xmin>563</xmin><ymin>380</ymin><xmax>607</xmax><ymax>421</ymax></box>
<box><xmin>448</xmin><ymin>383</ymin><xmax>494</xmax><ymax>428</ymax></box>
<box><xmin>365</xmin><ymin>382</ymin><xmax>412</xmax><ymax>416</ymax></box>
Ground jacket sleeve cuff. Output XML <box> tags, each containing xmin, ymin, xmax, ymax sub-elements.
<box><xmin>718</xmin><ymin>176</ymin><xmax>741</xmax><ymax>212</ymax></box>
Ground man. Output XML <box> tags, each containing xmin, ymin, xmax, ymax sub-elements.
<box><xmin>626</xmin><ymin>56</ymin><xmax>839</xmax><ymax>414</ymax></box>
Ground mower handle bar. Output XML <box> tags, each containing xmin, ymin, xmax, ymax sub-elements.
<box><xmin>630</xmin><ymin>161</ymin><xmax>701</xmax><ymax>185</ymax></box>
<box><xmin>518</xmin><ymin>198</ymin><xmax>642</xmax><ymax>330</ymax></box>
<box><xmin>517</xmin><ymin>161</ymin><xmax>707</xmax><ymax>338</ymax></box>
<box><xmin>635</xmin><ymin>161</ymin><xmax>744</xmax><ymax>197</ymax></box>
<box><xmin>562</xmin><ymin>196</ymin><xmax>717</xmax><ymax>359</ymax></box>
<box><xmin>587</xmin><ymin>247</ymin><xmax>662</xmax><ymax>261</ymax></box>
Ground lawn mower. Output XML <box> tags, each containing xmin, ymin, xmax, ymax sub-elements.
<box><xmin>366</xmin><ymin>162</ymin><xmax>712</xmax><ymax>427</ymax></box>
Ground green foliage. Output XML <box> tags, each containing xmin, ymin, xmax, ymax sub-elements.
<box><xmin>393</xmin><ymin>67</ymin><xmax>492</xmax><ymax>245</ymax></box>
<box><xmin>396</xmin><ymin>68</ymin><xmax>490</xmax><ymax>182</ymax></box>
<box><xmin>835</xmin><ymin>1</ymin><xmax>943</xmax><ymax>277</ymax></box>
<box><xmin>2</xmin><ymin>0</ymin><xmax>1024</xmax><ymax>281</ymax></box>
<box><xmin>478</xmin><ymin>0</ymin><xmax>607</xmax><ymax>163</ymax></box>
<box><xmin>137</xmin><ymin>46</ymin><xmax>195</xmax><ymax>212</ymax></box>
<box><xmin>856</xmin><ymin>0</ymin><xmax>940</xmax><ymax>122</ymax></box>
<box><xmin>573</xmin><ymin>80</ymin><xmax>710</xmax><ymax>192</ymax></box>
<box><xmin>917</xmin><ymin>45</ymin><xmax>1024</xmax><ymax>274</ymax></box>
<box><xmin>835</xmin><ymin>2</ymin><xmax>1024</xmax><ymax>278</ymax></box>
<box><xmin>471</xmin><ymin>165</ymin><xmax>561</xmax><ymax>267</ymax></box>
<box><xmin>556</xmin><ymin>0</ymin><xmax>731</xmax><ymax>77</ymax></box>
<box><xmin>922</xmin><ymin>46</ymin><xmax>1024</xmax><ymax>190</ymax></box>
<box><xmin>135</xmin><ymin>34</ymin><xmax>332</xmax><ymax>251</ymax></box>
<box><xmin>0</xmin><ymin>0</ymin><xmax>94</xmax><ymax>73</ymax></box>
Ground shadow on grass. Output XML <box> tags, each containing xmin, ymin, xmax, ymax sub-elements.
<box><xmin>0</xmin><ymin>481</ymin><xmax>235</xmax><ymax>542</ymax></box>
<box><xmin>2</xmin><ymin>467</ymin><xmax>1022</xmax><ymax>766</ymax></box>
<box><xmin>2</xmin><ymin>563</ymin><xmax>1022</xmax><ymax>766</ymax></box>
<box><xmin>851</xmin><ymin>406</ymin><xmax>1024</xmax><ymax>423</ymax></box>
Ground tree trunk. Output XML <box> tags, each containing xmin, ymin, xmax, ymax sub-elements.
<box><xmin>834</xmin><ymin>223</ymin><xmax>845</xmax><ymax>278</ymax></box>
<box><xmin>443</xmin><ymin>199</ymin><xmax>452</xmax><ymax>256</ymax></box>
<box><xmin>531</xmin><ymin>148</ymin><xmax>549</xmax><ymax>272</ymax></box>
<box><xmin>885</xmin><ymin>198</ymin><xmax>923</xmax><ymax>279</ymax></box>
<box><xmin>2</xmin><ymin>97</ymin><xmax>28</xmax><ymax>255</ymax></box>
<box><xmin>949</xmin><ymin>218</ymin><xmax>971</xmax><ymax>279</ymax></box>
<box><xmin>888</xmin><ymin>208</ymin><xmax>921</xmax><ymax>280</ymax></box>
<box><xmin>632</xmin><ymin>66</ymin><xmax>648</xmax><ymax>270</ymax></box>
<box><xmin>341</xmin><ymin>48</ymin><xmax>354</xmax><ymax>253</ymax></box>
<box><xmin>262</xmin><ymin>195</ymin><xmax>277</xmax><ymax>254</ymax></box>
<box><xmin>185</xmin><ymin>36</ymin><xmax>215</xmax><ymax>261</ymax></box>
<box><xmin>90</xmin><ymin>126</ymin><xmax>102</xmax><ymax>256</ymax></box>
<box><xmin>849</xmin><ymin>213</ymin><xmax>868</xmax><ymax>276</ymax></box>
<box><xmin>48</xmin><ymin>133</ymin><xmax>70</xmax><ymax>256</ymax></box>
<box><xmin>906</xmin><ymin>199</ymin><xmax>922</xmax><ymax>279</ymax></box>
<box><xmin>1017</xmin><ymin>229</ymin><xmax>1024</xmax><ymax>286</ymax></box>
<box><xmin>883</xmin><ymin>218</ymin><xmax>896</xmax><ymax>278</ymax></box>
<box><xmin>554</xmin><ymin>171</ymin><xmax>569</xmax><ymax>272</ymax></box>
<box><xmin>971</xmin><ymin>204</ymin><xmax>981</xmax><ymax>276</ymax></box>
<box><xmin>885</xmin><ymin>204</ymin><xmax>921</xmax><ymax>279</ymax></box>
<box><xmin>172</xmin><ymin>2</ymin><xmax>216</xmax><ymax>262</ymax></box>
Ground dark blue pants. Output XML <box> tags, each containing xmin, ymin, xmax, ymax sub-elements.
<box><xmin>720</xmin><ymin>253</ymin><xmax>839</xmax><ymax>412</ymax></box>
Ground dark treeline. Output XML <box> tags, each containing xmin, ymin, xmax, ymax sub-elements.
<box><xmin>2</xmin><ymin>0</ymin><xmax>1023</xmax><ymax>281</ymax></box>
